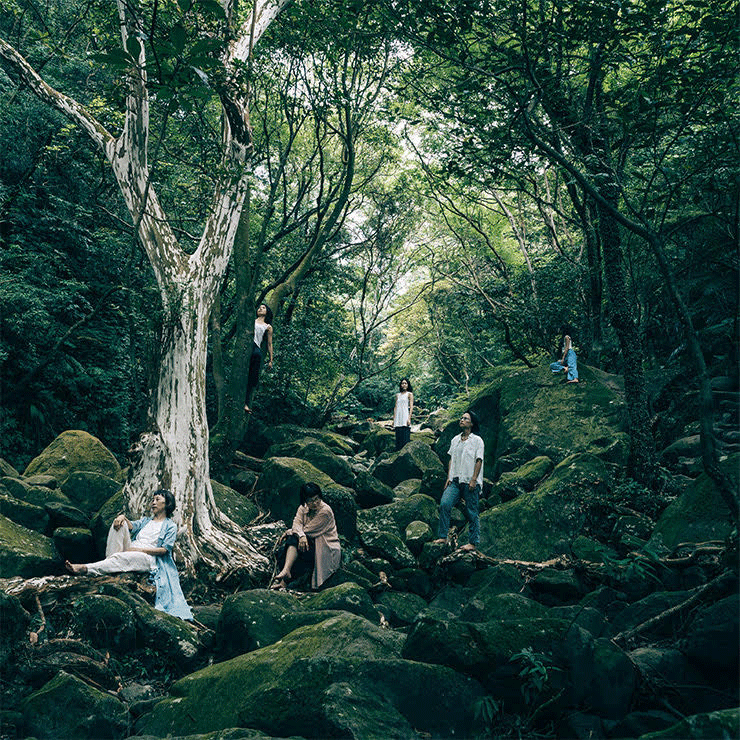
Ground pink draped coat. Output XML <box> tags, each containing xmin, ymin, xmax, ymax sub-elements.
<box><xmin>292</xmin><ymin>501</ymin><xmax>341</xmax><ymax>589</ymax></box>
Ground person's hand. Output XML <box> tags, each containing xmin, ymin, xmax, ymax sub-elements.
<box><xmin>298</xmin><ymin>535</ymin><xmax>309</xmax><ymax>552</ymax></box>
<box><xmin>268</xmin><ymin>359</ymin><xmax>273</xmax><ymax>369</ymax></box>
<box><xmin>406</xmin><ymin>421</ymin><xmax>411</xmax><ymax>427</ymax></box>
<box><xmin>443</xmin><ymin>480</ymin><xmax>450</xmax><ymax>492</ymax></box>
<box><xmin>469</xmin><ymin>478</ymin><xmax>477</xmax><ymax>489</ymax></box>
<box><xmin>113</xmin><ymin>515</ymin><xmax>126</xmax><ymax>530</ymax></box>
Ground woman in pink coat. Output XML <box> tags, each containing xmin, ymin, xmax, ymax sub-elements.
<box><xmin>271</xmin><ymin>483</ymin><xmax>341</xmax><ymax>591</ymax></box>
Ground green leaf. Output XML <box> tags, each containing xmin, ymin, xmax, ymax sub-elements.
<box><xmin>126</xmin><ymin>36</ymin><xmax>143</xmax><ymax>60</ymax></box>
<box><xmin>171</xmin><ymin>24</ymin><xmax>186</xmax><ymax>54</ymax></box>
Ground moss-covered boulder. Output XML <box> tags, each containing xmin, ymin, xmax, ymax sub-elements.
<box><xmin>353</xmin><ymin>470</ymin><xmax>394</xmax><ymax>509</ymax></box>
<box><xmin>459</xmin><ymin>592</ymin><xmax>548</xmax><ymax>623</ymax></box>
<box><xmin>0</xmin><ymin>514</ymin><xmax>59</xmax><ymax>577</ymax></box>
<box><xmin>52</xmin><ymin>527</ymin><xmax>97</xmax><ymax>563</ymax></box>
<box><xmin>60</xmin><ymin>471</ymin><xmax>122</xmax><ymax>515</ymax></box>
<box><xmin>681</xmin><ymin>594</ymin><xmax>739</xmax><ymax>672</ymax></box>
<box><xmin>393</xmin><ymin>479</ymin><xmax>421</xmax><ymax>498</ymax></box>
<box><xmin>0</xmin><ymin>493</ymin><xmax>49</xmax><ymax>533</ymax></box>
<box><xmin>492</xmin><ymin>455</ymin><xmax>554</xmax><ymax>501</ymax></box>
<box><xmin>266</xmin><ymin>439</ymin><xmax>355</xmax><ymax>487</ymax></box>
<box><xmin>211</xmin><ymin>480</ymin><xmax>259</xmax><ymax>528</ymax></box>
<box><xmin>405</xmin><ymin>520</ymin><xmax>433</xmax><ymax>554</ymax></box>
<box><xmin>1</xmin><ymin>476</ymin><xmax>71</xmax><ymax>508</ymax></box>
<box><xmin>0</xmin><ymin>458</ymin><xmax>20</xmax><ymax>478</ymax></box>
<box><xmin>74</xmin><ymin>594</ymin><xmax>137</xmax><ymax>652</ymax></box>
<box><xmin>375</xmin><ymin>591</ymin><xmax>428</xmax><ymax>627</ymax></box>
<box><xmin>478</xmin><ymin>453</ymin><xmax>613</xmax><ymax>561</ymax></box>
<box><xmin>356</xmin><ymin>494</ymin><xmax>438</xmax><ymax>541</ymax></box>
<box><xmin>45</xmin><ymin>501</ymin><xmax>90</xmax><ymax>530</ymax></box>
<box><xmin>301</xmin><ymin>582</ymin><xmax>378</xmax><ymax>622</ymax></box>
<box><xmin>638</xmin><ymin>708</ymin><xmax>740</xmax><ymax>739</ymax></box>
<box><xmin>370</xmin><ymin>440</ymin><xmax>445</xmax><ymax>490</ymax></box>
<box><xmin>136</xmin><ymin>614</ymin><xmax>484</xmax><ymax>739</ymax></box>
<box><xmin>359</xmin><ymin>529</ymin><xmax>416</xmax><ymax>569</ymax></box>
<box><xmin>358</xmin><ymin>426</ymin><xmax>396</xmax><ymax>457</ymax></box>
<box><xmin>255</xmin><ymin>457</ymin><xmax>356</xmax><ymax>538</ymax></box>
<box><xmin>262</xmin><ymin>425</ymin><xmax>356</xmax><ymax>456</ymax></box>
<box><xmin>20</xmin><ymin>671</ymin><xmax>128</xmax><ymax>739</ymax></box>
<box><xmin>649</xmin><ymin>454</ymin><xmax>738</xmax><ymax>552</ymax></box>
<box><xmin>23</xmin><ymin>430</ymin><xmax>122</xmax><ymax>485</ymax></box>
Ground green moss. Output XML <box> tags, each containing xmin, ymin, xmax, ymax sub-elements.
<box><xmin>211</xmin><ymin>480</ymin><xmax>259</xmax><ymax>528</ymax></box>
<box><xmin>638</xmin><ymin>708</ymin><xmax>740</xmax><ymax>739</ymax></box>
<box><xmin>0</xmin><ymin>514</ymin><xmax>58</xmax><ymax>577</ymax></box>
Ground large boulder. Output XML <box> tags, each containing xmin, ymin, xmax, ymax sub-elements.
<box><xmin>61</xmin><ymin>471</ymin><xmax>122</xmax><ymax>515</ymax></box>
<box><xmin>262</xmin><ymin>425</ymin><xmax>356</xmax><ymax>456</ymax></box>
<box><xmin>23</xmin><ymin>430</ymin><xmax>122</xmax><ymax>485</ymax></box>
<box><xmin>20</xmin><ymin>671</ymin><xmax>129</xmax><ymax>739</ymax></box>
<box><xmin>478</xmin><ymin>453</ymin><xmax>613</xmax><ymax>561</ymax></box>
<box><xmin>0</xmin><ymin>514</ymin><xmax>59</xmax><ymax>577</ymax></box>
<box><xmin>356</xmin><ymin>494</ymin><xmax>438</xmax><ymax>541</ymax></box>
<box><xmin>680</xmin><ymin>594</ymin><xmax>739</xmax><ymax>673</ymax></box>
<box><xmin>649</xmin><ymin>454</ymin><xmax>738</xmax><ymax>552</ymax></box>
<box><xmin>301</xmin><ymin>582</ymin><xmax>378</xmax><ymax>622</ymax></box>
<box><xmin>1</xmin><ymin>476</ymin><xmax>71</xmax><ymax>508</ymax></box>
<box><xmin>136</xmin><ymin>614</ymin><xmax>484</xmax><ymax>739</ymax></box>
<box><xmin>353</xmin><ymin>470</ymin><xmax>394</xmax><ymax>509</ymax></box>
<box><xmin>52</xmin><ymin>527</ymin><xmax>97</xmax><ymax>563</ymax></box>
<box><xmin>492</xmin><ymin>455</ymin><xmax>554</xmax><ymax>501</ymax></box>
<box><xmin>266</xmin><ymin>439</ymin><xmax>355</xmax><ymax>487</ymax></box>
<box><xmin>74</xmin><ymin>594</ymin><xmax>137</xmax><ymax>652</ymax></box>
<box><xmin>370</xmin><ymin>440</ymin><xmax>445</xmax><ymax>490</ymax></box>
<box><xmin>255</xmin><ymin>457</ymin><xmax>356</xmax><ymax>539</ymax></box>
<box><xmin>0</xmin><ymin>492</ymin><xmax>50</xmax><ymax>533</ymax></box>
<box><xmin>211</xmin><ymin>480</ymin><xmax>259</xmax><ymax>528</ymax></box>
<box><xmin>358</xmin><ymin>427</ymin><xmax>396</xmax><ymax>457</ymax></box>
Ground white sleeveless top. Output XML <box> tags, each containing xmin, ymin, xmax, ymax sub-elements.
<box><xmin>393</xmin><ymin>391</ymin><xmax>410</xmax><ymax>427</ymax></box>
<box><xmin>254</xmin><ymin>320</ymin><xmax>269</xmax><ymax>347</ymax></box>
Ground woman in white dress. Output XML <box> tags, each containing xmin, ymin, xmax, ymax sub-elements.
<box><xmin>393</xmin><ymin>378</ymin><xmax>414</xmax><ymax>451</ymax></box>
<box><xmin>244</xmin><ymin>303</ymin><xmax>274</xmax><ymax>412</ymax></box>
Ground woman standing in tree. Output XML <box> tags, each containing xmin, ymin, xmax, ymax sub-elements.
<box><xmin>393</xmin><ymin>378</ymin><xmax>414</xmax><ymax>451</ymax></box>
<box><xmin>245</xmin><ymin>303</ymin><xmax>274</xmax><ymax>412</ymax></box>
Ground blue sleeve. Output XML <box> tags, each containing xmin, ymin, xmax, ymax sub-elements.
<box><xmin>158</xmin><ymin>520</ymin><xmax>177</xmax><ymax>552</ymax></box>
<box><xmin>130</xmin><ymin>518</ymin><xmax>146</xmax><ymax>538</ymax></box>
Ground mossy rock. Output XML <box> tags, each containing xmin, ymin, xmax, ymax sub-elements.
<box><xmin>375</xmin><ymin>591</ymin><xmax>428</xmax><ymax>627</ymax></box>
<box><xmin>0</xmin><ymin>493</ymin><xmax>49</xmax><ymax>533</ymax></box>
<box><xmin>478</xmin><ymin>453</ymin><xmax>613</xmax><ymax>561</ymax></box>
<box><xmin>255</xmin><ymin>457</ymin><xmax>356</xmax><ymax>539</ymax></box>
<box><xmin>262</xmin><ymin>425</ymin><xmax>355</xmax><ymax>456</ymax></box>
<box><xmin>301</xmin><ymin>582</ymin><xmax>378</xmax><ymax>622</ymax></box>
<box><xmin>356</xmin><ymin>494</ymin><xmax>438</xmax><ymax>540</ymax></box>
<box><xmin>571</xmin><ymin>534</ymin><xmax>618</xmax><ymax>563</ymax></box>
<box><xmin>358</xmin><ymin>427</ymin><xmax>396</xmax><ymax>457</ymax></box>
<box><xmin>73</xmin><ymin>594</ymin><xmax>137</xmax><ymax>652</ymax></box>
<box><xmin>1</xmin><ymin>476</ymin><xmax>71</xmax><ymax>508</ymax></box>
<box><xmin>0</xmin><ymin>458</ymin><xmax>20</xmax><ymax>478</ymax></box>
<box><xmin>353</xmin><ymin>470</ymin><xmax>394</xmax><ymax>509</ymax></box>
<box><xmin>680</xmin><ymin>594</ymin><xmax>739</xmax><ymax>672</ymax></box>
<box><xmin>136</xmin><ymin>614</ymin><xmax>484</xmax><ymax>739</ymax></box>
<box><xmin>52</xmin><ymin>527</ymin><xmax>97</xmax><ymax>563</ymax></box>
<box><xmin>495</xmin><ymin>455</ymin><xmax>554</xmax><ymax>496</ymax></box>
<box><xmin>20</xmin><ymin>671</ymin><xmax>129</xmax><ymax>739</ymax></box>
<box><xmin>405</xmin><ymin>520</ymin><xmax>432</xmax><ymax>555</ymax></box>
<box><xmin>0</xmin><ymin>514</ymin><xmax>59</xmax><ymax>577</ymax></box>
<box><xmin>23</xmin><ymin>430</ymin><xmax>122</xmax><ymax>486</ymax></box>
<box><xmin>649</xmin><ymin>454</ymin><xmax>738</xmax><ymax>552</ymax></box>
<box><xmin>638</xmin><ymin>708</ymin><xmax>740</xmax><ymax>739</ymax></box>
<box><xmin>393</xmin><ymin>478</ymin><xmax>421</xmax><ymax>498</ymax></box>
<box><xmin>211</xmin><ymin>480</ymin><xmax>259</xmax><ymax>528</ymax></box>
<box><xmin>370</xmin><ymin>440</ymin><xmax>445</xmax><ymax>490</ymax></box>
<box><xmin>61</xmin><ymin>471</ymin><xmax>122</xmax><ymax>515</ymax></box>
<box><xmin>44</xmin><ymin>501</ymin><xmax>90</xmax><ymax>530</ymax></box>
<box><xmin>358</xmin><ymin>529</ymin><xmax>416</xmax><ymax>569</ymax></box>
<box><xmin>460</xmin><ymin>592</ymin><xmax>548</xmax><ymax>623</ymax></box>
<box><xmin>266</xmin><ymin>439</ymin><xmax>355</xmax><ymax>488</ymax></box>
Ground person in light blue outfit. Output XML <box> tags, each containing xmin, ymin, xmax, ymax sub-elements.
<box><xmin>66</xmin><ymin>489</ymin><xmax>193</xmax><ymax>621</ymax></box>
<box><xmin>550</xmin><ymin>334</ymin><xmax>579</xmax><ymax>383</ymax></box>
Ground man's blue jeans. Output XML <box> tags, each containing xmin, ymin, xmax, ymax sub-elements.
<box><xmin>438</xmin><ymin>480</ymin><xmax>480</xmax><ymax>546</ymax></box>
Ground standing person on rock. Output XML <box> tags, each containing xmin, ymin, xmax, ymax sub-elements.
<box><xmin>244</xmin><ymin>303</ymin><xmax>274</xmax><ymax>413</ymax></box>
<box><xmin>393</xmin><ymin>377</ymin><xmax>414</xmax><ymax>451</ymax></box>
<box><xmin>65</xmin><ymin>489</ymin><xmax>193</xmax><ymax>620</ymax></box>
<box><xmin>434</xmin><ymin>410</ymin><xmax>484</xmax><ymax>551</ymax></box>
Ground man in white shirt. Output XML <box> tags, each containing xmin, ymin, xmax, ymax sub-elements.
<box><xmin>434</xmin><ymin>410</ymin><xmax>484</xmax><ymax>551</ymax></box>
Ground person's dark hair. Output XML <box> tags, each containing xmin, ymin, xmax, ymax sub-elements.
<box><xmin>399</xmin><ymin>377</ymin><xmax>413</xmax><ymax>392</ymax></box>
<box><xmin>299</xmin><ymin>482</ymin><xmax>322</xmax><ymax>506</ymax></box>
<box><xmin>465</xmin><ymin>409</ymin><xmax>481</xmax><ymax>435</ymax></box>
<box><xmin>156</xmin><ymin>488</ymin><xmax>176</xmax><ymax>517</ymax></box>
<box><xmin>258</xmin><ymin>303</ymin><xmax>274</xmax><ymax>325</ymax></box>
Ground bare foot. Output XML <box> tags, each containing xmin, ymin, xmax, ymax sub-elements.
<box><xmin>431</xmin><ymin>538</ymin><xmax>446</xmax><ymax>545</ymax></box>
<box><xmin>65</xmin><ymin>560</ymin><xmax>88</xmax><ymax>574</ymax></box>
<box><xmin>460</xmin><ymin>543</ymin><xmax>476</xmax><ymax>551</ymax></box>
<box><xmin>244</xmin><ymin>405</ymin><xmax>252</xmax><ymax>413</ymax></box>
<box><xmin>566</xmin><ymin>379</ymin><xmax>579</xmax><ymax>384</ymax></box>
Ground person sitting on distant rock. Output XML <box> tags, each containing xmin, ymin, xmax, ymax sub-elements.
<box><xmin>271</xmin><ymin>483</ymin><xmax>341</xmax><ymax>591</ymax></box>
<box><xmin>433</xmin><ymin>410</ymin><xmax>484</xmax><ymax>552</ymax></box>
<box><xmin>65</xmin><ymin>489</ymin><xmax>193</xmax><ymax>620</ymax></box>
<box><xmin>549</xmin><ymin>334</ymin><xmax>579</xmax><ymax>383</ymax></box>
<box><xmin>393</xmin><ymin>377</ymin><xmax>414</xmax><ymax>451</ymax></box>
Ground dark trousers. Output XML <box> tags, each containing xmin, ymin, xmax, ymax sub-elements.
<box><xmin>278</xmin><ymin>533</ymin><xmax>315</xmax><ymax>580</ymax></box>
<box><xmin>245</xmin><ymin>344</ymin><xmax>262</xmax><ymax>405</ymax></box>
<box><xmin>394</xmin><ymin>425</ymin><xmax>411</xmax><ymax>451</ymax></box>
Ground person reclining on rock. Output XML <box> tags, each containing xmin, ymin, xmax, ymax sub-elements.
<box><xmin>271</xmin><ymin>482</ymin><xmax>341</xmax><ymax>591</ymax></box>
<box><xmin>65</xmin><ymin>489</ymin><xmax>192</xmax><ymax>620</ymax></box>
